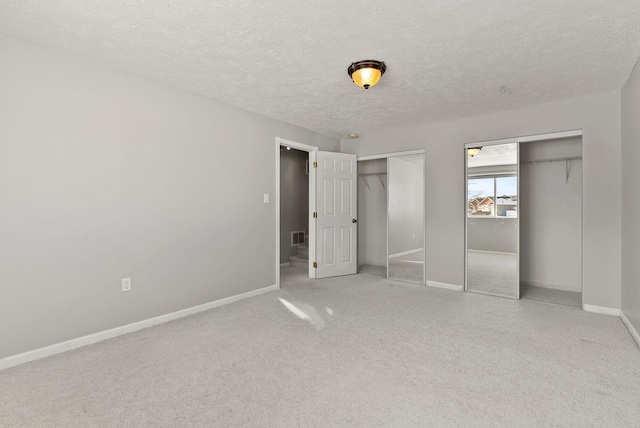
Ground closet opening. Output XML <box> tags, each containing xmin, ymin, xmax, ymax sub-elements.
<box><xmin>464</xmin><ymin>130</ymin><xmax>583</xmax><ymax>308</ymax></box>
<box><xmin>357</xmin><ymin>150</ymin><xmax>426</xmax><ymax>284</ymax></box>
<box><xmin>357</xmin><ymin>159</ymin><xmax>387</xmax><ymax>278</ymax></box>
<box><xmin>519</xmin><ymin>136</ymin><xmax>583</xmax><ymax>308</ymax></box>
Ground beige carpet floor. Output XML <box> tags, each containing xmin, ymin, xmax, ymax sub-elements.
<box><xmin>1</xmin><ymin>267</ymin><xmax>639</xmax><ymax>427</ymax></box>
<box><xmin>358</xmin><ymin>263</ymin><xmax>386</xmax><ymax>278</ymax></box>
<box><xmin>467</xmin><ymin>250</ymin><xmax>518</xmax><ymax>297</ymax></box>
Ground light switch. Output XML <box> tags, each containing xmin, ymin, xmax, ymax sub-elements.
<box><xmin>264</xmin><ymin>193</ymin><xmax>269</xmax><ymax>203</ymax></box>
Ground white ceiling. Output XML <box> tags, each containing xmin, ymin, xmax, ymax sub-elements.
<box><xmin>467</xmin><ymin>144</ymin><xmax>517</xmax><ymax>168</ymax></box>
<box><xmin>1</xmin><ymin>1</ymin><xmax>640</xmax><ymax>139</ymax></box>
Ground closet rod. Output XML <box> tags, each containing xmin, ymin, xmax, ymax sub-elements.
<box><xmin>358</xmin><ymin>172</ymin><xmax>387</xmax><ymax>177</ymax></box>
<box><xmin>520</xmin><ymin>155</ymin><xmax>582</xmax><ymax>165</ymax></box>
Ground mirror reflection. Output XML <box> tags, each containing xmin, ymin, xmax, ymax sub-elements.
<box><xmin>466</xmin><ymin>143</ymin><xmax>518</xmax><ymax>298</ymax></box>
<box><xmin>388</xmin><ymin>154</ymin><xmax>425</xmax><ymax>283</ymax></box>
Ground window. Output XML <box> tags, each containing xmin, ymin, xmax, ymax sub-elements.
<box><xmin>468</xmin><ymin>176</ymin><xmax>517</xmax><ymax>218</ymax></box>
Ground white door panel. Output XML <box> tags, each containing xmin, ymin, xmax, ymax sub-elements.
<box><xmin>315</xmin><ymin>151</ymin><xmax>357</xmax><ymax>278</ymax></box>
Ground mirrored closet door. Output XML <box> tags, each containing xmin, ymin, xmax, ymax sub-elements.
<box><xmin>465</xmin><ymin>143</ymin><xmax>519</xmax><ymax>298</ymax></box>
<box><xmin>357</xmin><ymin>152</ymin><xmax>425</xmax><ymax>284</ymax></box>
<box><xmin>388</xmin><ymin>154</ymin><xmax>425</xmax><ymax>284</ymax></box>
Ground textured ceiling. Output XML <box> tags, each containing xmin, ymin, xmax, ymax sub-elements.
<box><xmin>468</xmin><ymin>144</ymin><xmax>517</xmax><ymax>168</ymax></box>
<box><xmin>1</xmin><ymin>1</ymin><xmax>640</xmax><ymax>138</ymax></box>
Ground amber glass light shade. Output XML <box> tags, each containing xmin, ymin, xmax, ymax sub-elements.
<box><xmin>351</xmin><ymin>67</ymin><xmax>381</xmax><ymax>89</ymax></box>
<box><xmin>467</xmin><ymin>147</ymin><xmax>482</xmax><ymax>157</ymax></box>
<box><xmin>348</xmin><ymin>60</ymin><xmax>386</xmax><ymax>89</ymax></box>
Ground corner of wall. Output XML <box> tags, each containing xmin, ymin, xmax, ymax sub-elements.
<box><xmin>620</xmin><ymin>54</ymin><xmax>640</xmax><ymax>340</ymax></box>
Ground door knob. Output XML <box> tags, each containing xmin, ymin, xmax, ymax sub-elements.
<box><xmin>352</xmin><ymin>219</ymin><xmax>357</xmax><ymax>223</ymax></box>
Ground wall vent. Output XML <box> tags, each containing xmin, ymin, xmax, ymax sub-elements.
<box><xmin>291</xmin><ymin>231</ymin><xmax>306</xmax><ymax>246</ymax></box>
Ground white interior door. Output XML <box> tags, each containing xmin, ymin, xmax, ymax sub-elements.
<box><xmin>313</xmin><ymin>151</ymin><xmax>358</xmax><ymax>278</ymax></box>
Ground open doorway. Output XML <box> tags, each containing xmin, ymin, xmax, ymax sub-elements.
<box><xmin>275</xmin><ymin>137</ymin><xmax>317</xmax><ymax>289</ymax></box>
<box><xmin>279</xmin><ymin>146</ymin><xmax>310</xmax><ymax>272</ymax></box>
<box><xmin>275</xmin><ymin>137</ymin><xmax>359</xmax><ymax>287</ymax></box>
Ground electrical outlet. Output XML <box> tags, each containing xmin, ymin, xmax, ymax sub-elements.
<box><xmin>122</xmin><ymin>277</ymin><xmax>132</xmax><ymax>292</ymax></box>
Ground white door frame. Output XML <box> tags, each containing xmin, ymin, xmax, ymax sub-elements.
<box><xmin>275</xmin><ymin>137</ymin><xmax>318</xmax><ymax>289</ymax></box>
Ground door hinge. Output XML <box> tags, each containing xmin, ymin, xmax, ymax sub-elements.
<box><xmin>313</xmin><ymin>162</ymin><xmax>317</xmax><ymax>168</ymax></box>
<box><xmin>313</xmin><ymin>212</ymin><xmax>317</xmax><ymax>218</ymax></box>
<box><xmin>313</xmin><ymin>262</ymin><xmax>317</xmax><ymax>268</ymax></box>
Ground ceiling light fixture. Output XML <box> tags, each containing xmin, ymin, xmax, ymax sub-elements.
<box><xmin>348</xmin><ymin>133</ymin><xmax>359</xmax><ymax>139</ymax></box>
<box><xmin>467</xmin><ymin>147</ymin><xmax>482</xmax><ymax>157</ymax></box>
<box><xmin>348</xmin><ymin>60</ymin><xmax>386</xmax><ymax>89</ymax></box>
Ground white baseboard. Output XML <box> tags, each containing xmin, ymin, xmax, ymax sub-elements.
<box><xmin>467</xmin><ymin>249</ymin><xmax>515</xmax><ymax>256</ymax></box>
<box><xmin>582</xmin><ymin>304</ymin><xmax>620</xmax><ymax>316</ymax></box>
<box><xmin>620</xmin><ymin>311</ymin><xmax>640</xmax><ymax>349</ymax></box>
<box><xmin>520</xmin><ymin>280</ymin><xmax>581</xmax><ymax>293</ymax></box>
<box><xmin>426</xmin><ymin>280</ymin><xmax>464</xmax><ymax>292</ymax></box>
<box><xmin>0</xmin><ymin>284</ymin><xmax>278</xmax><ymax>371</ymax></box>
<box><xmin>280</xmin><ymin>263</ymin><xmax>290</xmax><ymax>267</ymax></box>
<box><xmin>389</xmin><ymin>248</ymin><xmax>423</xmax><ymax>259</ymax></box>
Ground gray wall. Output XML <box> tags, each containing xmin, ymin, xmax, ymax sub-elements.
<box><xmin>622</xmin><ymin>57</ymin><xmax>640</xmax><ymax>335</ymax></box>
<box><xmin>520</xmin><ymin>138</ymin><xmax>582</xmax><ymax>292</ymax></box>
<box><xmin>0</xmin><ymin>34</ymin><xmax>338</xmax><ymax>358</ymax></box>
<box><xmin>280</xmin><ymin>148</ymin><xmax>309</xmax><ymax>263</ymax></box>
<box><xmin>357</xmin><ymin>159</ymin><xmax>387</xmax><ymax>267</ymax></box>
<box><xmin>341</xmin><ymin>92</ymin><xmax>622</xmax><ymax>310</ymax></box>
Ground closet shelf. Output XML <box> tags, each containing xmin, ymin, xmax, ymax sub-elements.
<box><xmin>520</xmin><ymin>155</ymin><xmax>582</xmax><ymax>184</ymax></box>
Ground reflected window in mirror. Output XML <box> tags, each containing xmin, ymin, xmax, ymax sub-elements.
<box><xmin>467</xmin><ymin>175</ymin><xmax>517</xmax><ymax>218</ymax></box>
<box><xmin>496</xmin><ymin>176</ymin><xmax>517</xmax><ymax>218</ymax></box>
<box><xmin>468</xmin><ymin>178</ymin><xmax>495</xmax><ymax>216</ymax></box>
